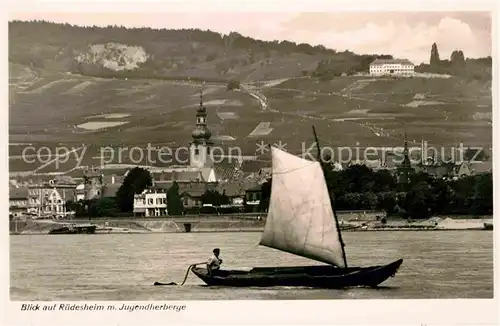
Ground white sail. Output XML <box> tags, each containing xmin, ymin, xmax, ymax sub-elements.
<box><xmin>259</xmin><ymin>147</ymin><xmax>346</xmax><ymax>268</ymax></box>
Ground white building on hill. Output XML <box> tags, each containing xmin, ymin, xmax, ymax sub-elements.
<box><xmin>369</xmin><ymin>59</ymin><xmax>415</xmax><ymax>76</ymax></box>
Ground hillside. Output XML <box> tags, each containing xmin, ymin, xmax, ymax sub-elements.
<box><xmin>260</xmin><ymin>76</ymin><xmax>491</xmax><ymax>149</ymax></box>
<box><xmin>8</xmin><ymin>21</ymin><xmax>492</xmax><ymax>175</ymax></box>
<box><xmin>9</xmin><ymin>20</ymin><xmax>337</xmax><ymax>82</ymax></box>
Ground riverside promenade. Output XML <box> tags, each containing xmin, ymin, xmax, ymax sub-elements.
<box><xmin>10</xmin><ymin>213</ymin><xmax>266</xmax><ymax>234</ymax></box>
<box><xmin>9</xmin><ymin>212</ymin><xmax>493</xmax><ymax>235</ymax></box>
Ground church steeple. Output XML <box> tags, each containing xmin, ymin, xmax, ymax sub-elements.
<box><xmin>191</xmin><ymin>88</ymin><xmax>212</xmax><ymax>143</ymax></box>
<box><xmin>401</xmin><ymin>132</ymin><xmax>411</xmax><ymax>168</ymax></box>
<box><xmin>398</xmin><ymin>132</ymin><xmax>414</xmax><ymax>190</ymax></box>
<box><xmin>199</xmin><ymin>88</ymin><xmax>204</xmax><ymax>109</ymax></box>
<box><xmin>189</xmin><ymin>87</ymin><xmax>213</xmax><ymax>169</ymax></box>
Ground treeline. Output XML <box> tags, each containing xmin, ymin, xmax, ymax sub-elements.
<box><xmin>65</xmin><ymin>164</ymin><xmax>492</xmax><ymax>219</ymax></box>
<box><xmin>259</xmin><ymin>164</ymin><xmax>492</xmax><ymax>219</ymax></box>
<box><xmin>9</xmin><ymin>20</ymin><xmax>337</xmax><ymax>78</ymax></box>
<box><xmin>9</xmin><ymin>20</ymin><xmax>336</xmax><ymax>56</ymax></box>
<box><xmin>415</xmin><ymin>42</ymin><xmax>491</xmax><ymax>81</ymax></box>
<box><xmin>312</xmin><ymin>53</ymin><xmax>394</xmax><ymax>79</ymax></box>
<box><xmin>324</xmin><ymin>164</ymin><xmax>492</xmax><ymax>218</ymax></box>
<box><xmin>5</xmin><ymin>20</ymin><xmax>420</xmax><ymax>82</ymax></box>
<box><xmin>311</xmin><ymin>41</ymin><xmax>492</xmax><ymax>81</ymax></box>
<box><xmin>10</xmin><ymin>21</ymin><xmax>492</xmax><ymax>83</ymax></box>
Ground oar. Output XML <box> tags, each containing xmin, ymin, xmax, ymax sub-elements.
<box><xmin>153</xmin><ymin>262</ymin><xmax>205</xmax><ymax>286</ymax></box>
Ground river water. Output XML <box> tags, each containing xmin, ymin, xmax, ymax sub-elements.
<box><xmin>10</xmin><ymin>231</ymin><xmax>493</xmax><ymax>300</ymax></box>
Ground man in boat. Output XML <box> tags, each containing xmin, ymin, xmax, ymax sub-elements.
<box><xmin>207</xmin><ymin>248</ymin><xmax>223</xmax><ymax>275</ymax></box>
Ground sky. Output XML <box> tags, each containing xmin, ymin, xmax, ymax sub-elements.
<box><xmin>9</xmin><ymin>11</ymin><xmax>492</xmax><ymax>64</ymax></box>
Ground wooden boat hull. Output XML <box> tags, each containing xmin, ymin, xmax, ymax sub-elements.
<box><xmin>191</xmin><ymin>258</ymin><xmax>403</xmax><ymax>288</ymax></box>
<box><xmin>48</xmin><ymin>225</ymin><xmax>97</xmax><ymax>234</ymax></box>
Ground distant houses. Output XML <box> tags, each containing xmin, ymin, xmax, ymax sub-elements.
<box><xmin>343</xmin><ymin>139</ymin><xmax>492</xmax><ymax>181</ymax></box>
<box><xmin>369</xmin><ymin>59</ymin><xmax>415</xmax><ymax>77</ymax></box>
<box><xmin>9</xmin><ymin>188</ymin><xmax>29</xmax><ymax>218</ymax></box>
<box><xmin>8</xmin><ymin>78</ymin><xmax>492</xmax><ymax>219</ymax></box>
<box><xmin>8</xmin><ymin>89</ymin><xmax>269</xmax><ymax>219</ymax></box>
<box><xmin>8</xmin><ymin>85</ymin><xmax>492</xmax><ymax>218</ymax></box>
<box><xmin>9</xmin><ymin>177</ymin><xmax>76</xmax><ymax>219</ymax></box>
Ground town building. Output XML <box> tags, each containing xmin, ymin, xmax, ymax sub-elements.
<box><xmin>152</xmin><ymin>181</ymin><xmax>216</xmax><ymax>214</ymax></box>
<box><xmin>217</xmin><ymin>182</ymin><xmax>246</xmax><ymax>207</ymax></box>
<box><xmin>416</xmin><ymin>160</ymin><xmax>477</xmax><ymax>180</ymax></box>
<box><xmin>80</xmin><ymin>166</ymin><xmax>104</xmax><ymax>200</ymax></box>
<box><xmin>74</xmin><ymin>168</ymin><xmax>123</xmax><ymax>202</ymax></box>
<box><xmin>369</xmin><ymin>59</ymin><xmax>415</xmax><ymax>76</ymax></box>
<box><xmin>133</xmin><ymin>188</ymin><xmax>167</xmax><ymax>217</ymax></box>
<box><xmin>8</xmin><ymin>176</ymin><xmax>78</xmax><ymax>218</ymax></box>
<box><xmin>9</xmin><ymin>187</ymin><xmax>29</xmax><ymax>217</ymax></box>
<box><xmin>244</xmin><ymin>184</ymin><xmax>263</xmax><ymax>212</ymax></box>
<box><xmin>348</xmin><ymin>158</ymin><xmax>389</xmax><ymax>171</ymax></box>
<box><xmin>179</xmin><ymin>183</ymin><xmax>207</xmax><ymax>211</ymax></box>
<box><xmin>470</xmin><ymin>161</ymin><xmax>493</xmax><ymax>175</ymax></box>
<box><xmin>27</xmin><ymin>181</ymin><xmax>75</xmax><ymax>218</ymax></box>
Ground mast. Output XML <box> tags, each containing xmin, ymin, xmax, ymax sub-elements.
<box><xmin>312</xmin><ymin>125</ymin><xmax>348</xmax><ymax>268</ymax></box>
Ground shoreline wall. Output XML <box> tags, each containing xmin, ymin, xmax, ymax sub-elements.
<box><xmin>9</xmin><ymin>213</ymin><xmax>493</xmax><ymax>234</ymax></box>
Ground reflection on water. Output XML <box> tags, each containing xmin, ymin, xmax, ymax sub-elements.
<box><xmin>10</xmin><ymin>231</ymin><xmax>493</xmax><ymax>300</ymax></box>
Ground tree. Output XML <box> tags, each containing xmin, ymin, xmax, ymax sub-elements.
<box><xmin>116</xmin><ymin>167</ymin><xmax>152</xmax><ymax>212</ymax></box>
<box><xmin>403</xmin><ymin>181</ymin><xmax>435</xmax><ymax>219</ymax></box>
<box><xmin>167</xmin><ymin>181</ymin><xmax>183</xmax><ymax>215</ymax></box>
<box><xmin>66</xmin><ymin>200</ymin><xmax>88</xmax><ymax>217</ymax></box>
<box><xmin>65</xmin><ymin>200</ymin><xmax>79</xmax><ymax>213</ymax></box>
<box><xmin>361</xmin><ymin>192</ymin><xmax>378</xmax><ymax>209</ymax></box>
<box><xmin>429</xmin><ymin>178</ymin><xmax>451</xmax><ymax>215</ymax></box>
<box><xmin>87</xmin><ymin>197</ymin><xmax>119</xmax><ymax>217</ymax></box>
<box><xmin>409</xmin><ymin>171</ymin><xmax>433</xmax><ymax>186</ymax></box>
<box><xmin>201</xmin><ymin>189</ymin><xmax>230</xmax><ymax>206</ymax></box>
<box><xmin>373</xmin><ymin>170</ymin><xmax>397</xmax><ymax>192</ymax></box>
<box><xmin>448</xmin><ymin>175</ymin><xmax>475</xmax><ymax>214</ymax></box>
<box><xmin>341</xmin><ymin>165</ymin><xmax>375</xmax><ymax>193</ymax></box>
<box><xmin>430</xmin><ymin>42</ymin><xmax>441</xmax><ymax>67</ymax></box>
<box><xmin>220</xmin><ymin>190</ymin><xmax>230</xmax><ymax>206</ymax></box>
<box><xmin>376</xmin><ymin>191</ymin><xmax>397</xmax><ymax>215</ymax></box>
<box><xmin>338</xmin><ymin>193</ymin><xmax>362</xmax><ymax>210</ymax></box>
<box><xmin>259</xmin><ymin>178</ymin><xmax>272</xmax><ymax>212</ymax></box>
<box><xmin>470</xmin><ymin>173</ymin><xmax>493</xmax><ymax>215</ymax></box>
<box><xmin>450</xmin><ymin>50</ymin><xmax>466</xmax><ymax>69</ymax></box>
<box><xmin>227</xmin><ymin>79</ymin><xmax>240</xmax><ymax>90</ymax></box>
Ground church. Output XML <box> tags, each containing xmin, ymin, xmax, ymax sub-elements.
<box><xmin>133</xmin><ymin>90</ymin><xmax>252</xmax><ymax>216</ymax></box>
<box><xmin>148</xmin><ymin>90</ymin><xmax>240</xmax><ymax>184</ymax></box>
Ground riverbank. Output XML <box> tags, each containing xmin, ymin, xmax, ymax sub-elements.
<box><xmin>9</xmin><ymin>216</ymin><xmax>494</xmax><ymax>235</ymax></box>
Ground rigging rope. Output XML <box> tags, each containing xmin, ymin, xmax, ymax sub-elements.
<box><xmin>179</xmin><ymin>261</ymin><xmax>206</xmax><ymax>286</ymax></box>
<box><xmin>155</xmin><ymin>261</ymin><xmax>206</xmax><ymax>286</ymax></box>
<box><xmin>156</xmin><ymin>241</ymin><xmax>261</xmax><ymax>286</ymax></box>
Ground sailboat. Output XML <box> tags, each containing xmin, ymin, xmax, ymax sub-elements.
<box><xmin>189</xmin><ymin>145</ymin><xmax>403</xmax><ymax>288</ymax></box>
